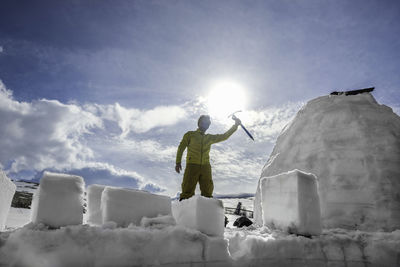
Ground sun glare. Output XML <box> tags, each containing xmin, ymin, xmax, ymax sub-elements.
<box><xmin>206</xmin><ymin>80</ymin><xmax>247</xmax><ymax>123</ymax></box>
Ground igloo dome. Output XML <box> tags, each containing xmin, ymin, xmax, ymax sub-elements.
<box><xmin>254</xmin><ymin>92</ymin><xmax>400</xmax><ymax>231</ymax></box>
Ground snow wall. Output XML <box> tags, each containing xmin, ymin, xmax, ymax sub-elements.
<box><xmin>0</xmin><ymin>170</ymin><xmax>16</xmax><ymax>231</ymax></box>
<box><xmin>254</xmin><ymin>93</ymin><xmax>400</xmax><ymax>231</ymax></box>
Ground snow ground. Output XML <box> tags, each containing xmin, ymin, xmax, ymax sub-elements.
<box><xmin>4</xmin><ymin>208</ymin><xmax>31</xmax><ymax>231</ymax></box>
<box><xmin>2</xmin><ymin>197</ymin><xmax>399</xmax><ymax>267</ymax></box>
<box><xmin>1</xmin><ymin>219</ymin><xmax>399</xmax><ymax>267</ymax></box>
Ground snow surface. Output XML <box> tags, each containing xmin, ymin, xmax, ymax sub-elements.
<box><xmin>260</xmin><ymin>169</ymin><xmax>322</xmax><ymax>236</ymax></box>
<box><xmin>0</xmin><ymin>170</ymin><xmax>16</xmax><ymax>231</ymax></box>
<box><xmin>4</xmin><ymin>208</ymin><xmax>31</xmax><ymax>231</ymax></box>
<box><xmin>101</xmin><ymin>186</ymin><xmax>172</xmax><ymax>227</ymax></box>
<box><xmin>0</xmin><ymin>221</ymin><xmax>399</xmax><ymax>267</ymax></box>
<box><xmin>31</xmin><ymin>172</ymin><xmax>85</xmax><ymax>228</ymax></box>
<box><xmin>254</xmin><ymin>93</ymin><xmax>400</xmax><ymax>231</ymax></box>
<box><xmin>87</xmin><ymin>184</ymin><xmax>106</xmax><ymax>225</ymax></box>
<box><xmin>172</xmin><ymin>195</ymin><xmax>225</xmax><ymax>237</ymax></box>
<box><xmin>225</xmin><ymin>227</ymin><xmax>400</xmax><ymax>267</ymax></box>
<box><xmin>2</xmin><ymin>194</ymin><xmax>399</xmax><ymax>266</ymax></box>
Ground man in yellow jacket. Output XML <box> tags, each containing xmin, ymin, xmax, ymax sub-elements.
<box><xmin>175</xmin><ymin>115</ymin><xmax>241</xmax><ymax>200</ymax></box>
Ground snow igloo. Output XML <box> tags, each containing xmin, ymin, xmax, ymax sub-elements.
<box><xmin>254</xmin><ymin>92</ymin><xmax>400</xmax><ymax>231</ymax></box>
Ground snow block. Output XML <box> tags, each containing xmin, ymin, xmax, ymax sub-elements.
<box><xmin>31</xmin><ymin>172</ymin><xmax>85</xmax><ymax>228</ymax></box>
<box><xmin>260</xmin><ymin>169</ymin><xmax>322</xmax><ymax>236</ymax></box>
<box><xmin>101</xmin><ymin>187</ymin><xmax>172</xmax><ymax>227</ymax></box>
<box><xmin>86</xmin><ymin>184</ymin><xmax>106</xmax><ymax>225</ymax></box>
<box><xmin>205</xmin><ymin>237</ymin><xmax>231</xmax><ymax>261</ymax></box>
<box><xmin>0</xmin><ymin>170</ymin><xmax>16</xmax><ymax>231</ymax></box>
<box><xmin>172</xmin><ymin>195</ymin><xmax>225</xmax><ymax>237</ymax></box>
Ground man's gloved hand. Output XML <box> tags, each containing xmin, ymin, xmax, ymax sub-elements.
<box><xmin>233</xmin><ymin>117</ymin><xmax>241</xmax><ymax>126</ymax></box>
<box><xmin>175</xmin><ymin>163</ymin><xmax>182</xmax><ymax>173</ymax></box>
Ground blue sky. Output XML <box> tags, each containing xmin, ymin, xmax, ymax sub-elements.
<box><xmin>0</xmin><ymin>0</ymin><xmax>399</xmax><ymax>196</ymax></box>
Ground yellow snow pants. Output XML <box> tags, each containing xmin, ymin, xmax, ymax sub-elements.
<box><xmin>180</xmin><ymin>163</ymin><xmax>213</xmax><ymax>200</ymax></box>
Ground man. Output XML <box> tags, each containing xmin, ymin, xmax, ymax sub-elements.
<box><xmin>175</xmin><ymin>115</ymin><xmax>241</xmax><ymax>200</ymax></box>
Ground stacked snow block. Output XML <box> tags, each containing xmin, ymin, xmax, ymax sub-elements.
<box><xmin>0</xmin><ymin>170</ymin><xmax>16</xmax><ymax>231</ymax></box>
<box><xmin>31</xmin><ymin>172</ymin><xmax>85</xmax><ymax>228</ymax></box>
<box><xmin>172</xmin><ymin>195</ymin><xmax>225</xmax><ymax>237</ymax></box>
<box><xmin>260</xmin><ymin>169</ymin><xmax>322</xmax><ymax>236</ymax></box>
<box><xmin>101</xmin><ymin>187</ymin><xmax>172</xmax><ymax>227</ymax></box>
<box><xmin>87</xmin><ymin>184</ymin><xmax>106</xmax><ymax>225</ymax></box>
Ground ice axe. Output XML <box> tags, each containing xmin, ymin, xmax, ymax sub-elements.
<box><xmin>228</xmin><ymin>111</ymin><xmax>255</xmax><ymax>141</ymax></box>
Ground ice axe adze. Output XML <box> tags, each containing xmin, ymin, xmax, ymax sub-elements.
<box><xmin>228</xmin><ymin>111</ymin><xmax>255</xmax><ymax>141</ymax></box>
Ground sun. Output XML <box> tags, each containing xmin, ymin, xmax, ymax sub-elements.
<box><xmin>206</xmin><ymin>80</ymin><xmax>247</xmax><ymax>122</ymax></box>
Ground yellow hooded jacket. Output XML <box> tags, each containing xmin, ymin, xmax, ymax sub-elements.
<box><xmin>176</xmin><ymin>124</ymin><xmax>239</xmax><ymax>165</ymax></box>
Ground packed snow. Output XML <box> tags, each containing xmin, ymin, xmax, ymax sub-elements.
<box><xmin>101</xmin><ymin>186</ymin><xmax>172</xmax><ymax>227</ymax></box>
<box><xmin>31</xmin><ymin>172</ymin><xmax>85</xmax><ymax>228</ymax></box>
<box><xmin>254</xmin><ymin>93</ymin><xmax>400</xmax><ymax>231</ymax></box>
<box><xmin>172</xmin><ymin>195</ymin><xmax>225</xmax><ymax>237</ymax></box>
<box><xmin>87</xmin><ymin>184</ymin><xmax>106</xmax><ymax>225</ymax></box>
<box><xmin>1</xmin><ymin>183</ymin><xmax>399</xmax><ymax>266</ymax></box>
<box><xmin>4</xmin><ymin>208</ymin><xmax>31</xmax><ymax>230</ymax></box>
<box><xmin>259</xmin><ymin>169</ymin><xmax>322</xmax><ymax>236</ymax></box>
<box><xmin>0</xmin><ymin>170</ymin><xmax>16</xmax><ymax>231</ymax></box>
<box><xmin>0</xmin><ymin>220</ymin><xmax>399</xmax><ymax>266</ymax></box>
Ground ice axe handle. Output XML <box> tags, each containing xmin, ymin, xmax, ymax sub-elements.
<box><xmin>240</xmin><ymin>124</ymin><xmax>255</xmax><ymax>141</ymax></box>
<box><xmin>232</xmin><ymin>114</ymin><xmax>255</xmax><ymax>141</ymax></box>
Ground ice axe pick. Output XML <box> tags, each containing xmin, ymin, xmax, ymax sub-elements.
<box><xmin>228</xmin><ymin>111</ymin><xmax>255</xmax><ymax>141</ymax></box>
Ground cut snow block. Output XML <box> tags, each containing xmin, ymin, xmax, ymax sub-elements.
<box><xmin>172</xmin><ymin>195</ymin><xmax>225</xmax><ymax>237</ymax></box>
<box><xmin>87</xmin><ymin>184</ymin><xmax>106</xmax><ymax>225</ymax></box>
<box><xmin>0</xmin><ymin>170</ymin><xmax>16</xmax><ymax>231</ymax></box>
<box><xmin>101</xmin><ymin>187</ymin><xmax>172</xmax><ymax>227</ymax></box>
<box><xmin>260</xmin><ymin>169</ymin><xmax>322</xmax><ymax>236</ymax></box>
<box><xmin>31</xmin><ymin>172</ymin><xmax>85</xmax><ymax>228</ymax></box>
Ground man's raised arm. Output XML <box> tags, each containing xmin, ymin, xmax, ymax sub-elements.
<box><xmin>210</xmin><ymin>122</ymin><xmax>240</xmax><ymax>144</ymax></box>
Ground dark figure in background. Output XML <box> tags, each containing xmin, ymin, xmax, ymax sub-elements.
<box><xmin>234</xmin><ymin>202</ymin><xmax>242</xmax><ymax>215</ymax></box>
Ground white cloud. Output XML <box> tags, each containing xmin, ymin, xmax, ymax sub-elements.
<box><xmin>85</xmin><ymin>102</ymin><xmax>187</xmax><ymax>137</ymax></box>
<box><xmin>95</xmin><ymin>137</ymin><xmax>177</xmax><ymax>164</ymax></box>
<box><xmin>75</xmin><ymin>161</ymin><xmax>146</xmax><ymax>181</ymax></box>
<box><xmin>0</xmin><ymin>81</ymin><xmax>183</xmax><ymax>193</ymax></box>
<box><xmin>0</xmin><ymin>81</ymin><xmax>102</xmax><ymax>173</ymax></box>
<box><xmin>209</xmin><ymin>145</ymin><xmax>265</xmax><ymax>193</ymax></box>
<box><xmin>0</xmin><ymin>46</ymin><xmax>3</xmax><ymax>53</ymax></box>
<box><xmin>135</xmin><ymin>105</ymin><xmax>187</xmax><ymax>133</ymax></box>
